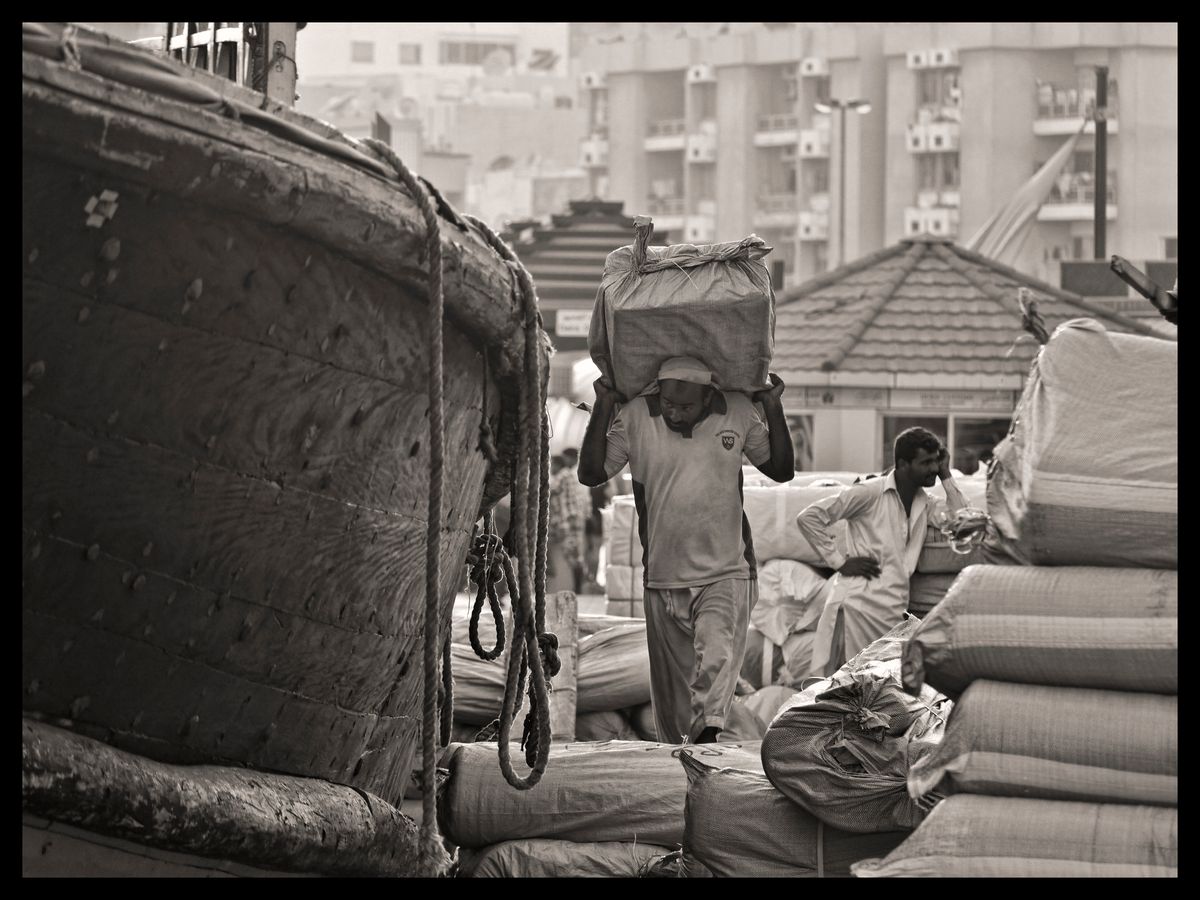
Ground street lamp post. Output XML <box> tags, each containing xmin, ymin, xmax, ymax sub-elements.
<box><xmin>814</xmin><ymin>98</ymin><xmax>871</xmax><ymax>268</ymax></box>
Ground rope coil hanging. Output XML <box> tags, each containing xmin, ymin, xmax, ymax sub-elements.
<box><xmin>463</xmin><ymin>213</ymin><xmax>557</xmax><ymax>788</ymax></box>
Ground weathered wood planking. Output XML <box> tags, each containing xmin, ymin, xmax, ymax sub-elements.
<box><xmin>20</xmin><ymin>46</ymin><xmax>553</xmax><ymax>802</ymax></box>
<box><xmin>23</xmin><ymin>718</ymin><xmax>426</xmax><ymax>876</ymax></box>
<box><xmin>22</xmin><ymin>53</ymin><xmax>532</xmax><ymax>375</ymax></box>
<box><xmin>22</xmin><ymin>275</ymin><xmax>487</xmax><ymax>529</ymax></box>
<box><xmin>24</xmin><ymin>614</ymin><xmax>419</xmax><ymax>800</ymax></box>
<box><xmin>23</xmin><ymin>410</ymin><xmax>469</xmax><ymax>642</ymax></box>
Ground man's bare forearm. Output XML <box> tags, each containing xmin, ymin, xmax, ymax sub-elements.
<box><xmin>578</xmin><ymin>395</ymin><xmax>616</xmax><ymax>487</ymax></box>
<box><xmin>760</xmin><ymin>397</ymin><xmax>794</xmax><ymax>481</ymax></box>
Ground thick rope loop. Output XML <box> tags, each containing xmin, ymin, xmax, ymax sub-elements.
<box><xmin>362</xmin><ymin>138</ymin><xmax>449</xmax><ymax>874</ymax></box>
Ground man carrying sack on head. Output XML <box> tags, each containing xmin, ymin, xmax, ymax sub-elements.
<box><xmin>579</xmin><ymin>357</ymin><xmax>794</xmax><ymax>744</ymax></box>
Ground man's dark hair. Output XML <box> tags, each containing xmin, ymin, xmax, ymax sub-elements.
<box><xmin>893</xmin><ymin>427</ymin><xmax>943</xmax><ymax>465</ymax></box>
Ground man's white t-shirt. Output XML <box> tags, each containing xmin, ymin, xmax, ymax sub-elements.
<box><xmin>603</xmin><ymin>391</ymin><xmax>771</xmax><ymax>589</ymax></box>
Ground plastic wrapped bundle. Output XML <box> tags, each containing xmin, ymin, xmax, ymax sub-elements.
<box><xmin>576</xmin><ymin>623</ymin><xmax>652</xmax><ymax>713</ymax></box>
<box><xmin>439</xmin><ymin>739</ymin><xmax>761</xmax><ymax>848</ymax></box>
<box><xmin>985</xmin><ymin>319</ymin><xmax>1177</xmax><ymax>569</ymax></box>
<box><xmin>851</xmin><ymin>795</ymin><xmax>1178</xmax><ymax>877</ymax></box>
<box><xmin>907</xmin><ymin>680</ymin><xmax>1177</xmax><ymax>806</ymax></box>
<box><xmin>680</xmin><ymin>748</ymin><xmax>907</xmax><ymax>877</ymax></box>
<box><xmin>902</xmin><ymin>565</ymin><xmax>1178</xmax><ymax>698</ymax></box>
<box><xmin>589</xmin><ymin>227</ymin><xmax>775</xmax><ymax>399</ymax></box>
<box><xmin>457</xmin><ymin>839</ymin><xmax>672</xmax><ymax>877</ymax></box>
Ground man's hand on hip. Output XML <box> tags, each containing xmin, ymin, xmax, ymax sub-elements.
<box><xmin>839</xmin><ymin>556</ymin><xmax>882</xmax><ymax>579</ymax></box>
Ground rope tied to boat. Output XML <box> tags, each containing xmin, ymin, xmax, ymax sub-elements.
<box><xmin>362</xmin><ymin>137</ymin><xmax>449</xmax><ymax>876</ymax></box>
<box><xmin>464</xmin><ymin>212</ymin><xmax>557</xmax><ymax>791</ymax></box>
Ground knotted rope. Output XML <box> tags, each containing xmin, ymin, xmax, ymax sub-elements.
<box><xmin>463</xmin><ymin>213</ymin><xmax>556</xmax><ymax>789</ymax></box>
<box><xmin>362</xmin><ymin>138</ymin><xmax>448</xmax><ymax>875</ymax></box>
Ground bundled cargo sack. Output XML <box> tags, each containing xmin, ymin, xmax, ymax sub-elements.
<box><xmin>604</xmin><ymin>497</ymin><xmax>640</xmax><ymax>568</ymax></box>
<box><xmin>851</xmin><ymin>794</ymin><xmax>1178</xmax><ymax>877</ymax></box>
<box><xmin>577</xmin><ymin>622</ymin><xmax>651</xmax><ymax>713</ymax></box>
<box><xmin>457</xmin><ymin>839</ymin><xmax>672</xmax><ymax>878</ymax></box>
<box><xmin>753</xmin><ymin>559</ymin><xmax>831</xmax><ymax>643</ymax></box>
<box><xmin>740</xmin><ymin>626</ymin><xmax>816</xmax><ymax>689</ymax></box>
<box><xmin>588</xmin><ymin>220</ymin><xmax>775</xmax><ymax>400</ymax></box>
<box><xmin>604</xmin><ymin>563</ymin><xmax>643</xmax><ymax>601</ymax></box>
<box><xmin>579</xmin><ymin>613</ymin><xmax>640</xmax><ymax>637</ymax></box>
<box><xmin>447</xmin><ymin>641</ymin><xmax>510</xmax><ymax>726</ymax></box>
<box><xmin>680</xmin><ymin>748</ymin><xmax>907</xmax><ymax>877</ymax></box>
<box><xmin>908</xmin><ymin>680</ymin><xmax>1177</xmax><ymax>806</ymax></box>
<box><xmin>627</xmin><ymin>702</ymin><xmax>658</xmax><ymax>742</ymax></box>
<box><xmin>984</xmin><ymin>318</ymin><xmax>1177</xmax><ymax>569</ymax></box>
<box><xmin>907</xmin><ymin>572</ymin><xmax>957</xmax><ymax>618</ymax></box>
<box><xmin>439</xmin><ymin>739</ymin><xmax>761</xmax><ymax>848</ymax></box>
<box><xmin>762</xmin><ymin>617</ymin><xmax>951</xmax><ymax>834</ymax></box>
<box><xmin>902</xmin><ymin>565</ymin><xmax>1178</xmax><ymax>698</ymax></box>
<box><xmin>575</xmin><ymin>709</ymin><xmax>640</xmax><ymax>742</ymax></box>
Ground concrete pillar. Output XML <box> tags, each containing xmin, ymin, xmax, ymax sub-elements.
<box><xmin>607</xmin><ymin>73</ymin><xmax>648</xmax><ymax>214</ymax></box>
<box><xmin>715</xmin><ymin>65</ymin><xmax>759</xmax><ymax>239</ymax></box>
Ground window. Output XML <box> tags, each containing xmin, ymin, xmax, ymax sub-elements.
<box><xmin>882</xmin><ymin>414</ymin><xmax>1012</xmax><ymax>471</ymax></box>
<box><xmin>350</xmin><ymin>41</ymin><xmax>375</xmax><ymax>63</ymax></box>
<box><xmin>787</xmin><ymin>415</ymin><xmax>815</xmax><ymax>471</ymax></box>
<box><xmin>438</xmin><ymin>40</ymin><xmax>515</xmax><ymax>66</ymax></box>
<box><xmin>398</xmin><ymin>43</ymin><xmax>421</xmax><ymax>65</ymax></box>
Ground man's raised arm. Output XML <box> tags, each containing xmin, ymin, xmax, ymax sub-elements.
<box><xmin>578</xmin><ymin>378</ymin><xmax>623</xmax><ymax>488</ymax></box>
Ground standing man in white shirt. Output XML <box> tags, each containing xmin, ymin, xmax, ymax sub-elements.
<box><xmin>796</xmin><ymin>427</ymin><xmax>966</xmax><ymax>675</ymax></box>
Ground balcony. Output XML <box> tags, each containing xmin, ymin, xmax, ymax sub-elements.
<box><xmin>579</xmin><ymin>137</ymin><xmax>609</xmax><ymax>168</ymax></box>
<box><xmin>907</xmin><ymin>121</ymin><xmax>959</xmax><ymax>153</ymax></box>
<box><xmin>646</xmin><ymin>196</ymin><xmax>685</xmax><ymax>234</ymax></box>
<box><xmin>904</xmin><ymin>206</ymin><xmax>959</xmax><ymax>239</ymax></box>
<box><xmin>754</xmin><ymin>192</ymin><xmax>799</xmax><ymax>228</ymax></box>
<box><xmin>754</xmin><ymin>112</ymin><xmax>800</xmax><ymax>147</ymax></box>
<box><xmin>644</xmin><ymin>118</ymin><xmax>687</xmax><ymax>152</ymax></box>
<box><xmin>1034</xmin><ymin>82</ymin><xmax>1119</xmax><ymax>136</ymax></box>
<box><xmin>1037</xmin><ymin>175</ymin><xmax>1117</xmax><ymax>222</ymax></box>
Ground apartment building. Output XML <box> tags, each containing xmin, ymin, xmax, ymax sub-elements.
<box><xmin>576</xmin><ymin>22</ymin><xmax>1176</xmax><ymax>287</ymax></box>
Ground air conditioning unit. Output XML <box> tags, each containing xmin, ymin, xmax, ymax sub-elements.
<box><xmin>904</xmin><ymin>207</ymin><xmax>926</xmax><ymax>236</ymax></box>
<box><xmin>929</xmin><ymin>47</ymin><xmax>959</xmax><ymax>68</ymax></box>
<box><xmin>906</xmin><ymin>123</ymin><xmax>929</xmax><ymax>152</ymax></box>
<box><xmin>799</xmin><ymin>128</ymin><xmax>829</xmax><ymax>158</ymax></box>
<box><xmin>687</xmin><ymin>63</ymin><xmax>716</xmax><ymax>84</ymax></box>
<box><xmin>686</xmin><ymin>135</ymin><xmax>716</xmax><ymax>163</ymax></box>
<box><xmin>798</xmin><ymin>211</ymin><xmax>829</xmax><ymax>241</ymax></box>
<box><xmin>799</xmin><ymin>57</ymin><xmax>828</xmax><ymax>77</ymax></box>
<box><xmin>906</xmin><ymin>49</ymin><xmax>928</xmax><ymax>70</ymax></box>
<box><xmin>581</xmin><ymin>71</ymin><xmax>606</xmax><ymax>89</ymax></box>
<box><xmin>685</xmin><ymin>217</ymin><xmax>715</xmax><ymax>242</ymax></box>
<box><xmin>927</xmin><ymin>122</ymin><xmax>960</xmax><ymax>152</ymax></box>
<box><xmin>925</xmin><ymin>207</ymin><xmax>959</xmax><ymax>237</ymax></box>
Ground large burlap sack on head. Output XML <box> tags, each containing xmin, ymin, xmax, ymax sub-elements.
<box><xmin>589</xmin><ymin>228</ymin><xmax>775</xmax><ymax>399</ymax></box>
<box><xmin>439</xmin><ymin>739</ymin><xmax>760</xmax><ymax>848</ymax></box>
<box><xmin>908</xmin><ymin>680</ymin><xmax>1177</xmax><ymax>807</ymax></box>
<box><xmin>851</xmin><ymin>795</ymin><xmax>1178</xmax><ymax>877</ymax></box>
<box><xmin>457</xmin><ymin>839</ymin><xmax>673</xmax><ymax>878</ymax></box>
<box><xmin>902</xmin><ymin>565</ymin><xmax>1178</xmax><ymax>698</ymax></box>
<box><xmin>680</xmin><ymin>748</ymin><xmax>907</xmax><ymax>877</ymax></box>
<box><xmin>577</xmin><ymin>622</ymin><xmax>651</xmax><ymax>712</ymax></box>
<box><xmin>907</xmin><ymin>572</ymin><xmax>957</xmax><ymax>618</ymax></box>
<box><xmin>984</xmin><ymin>319</ymin><xmax>1177</xmax><ymax>568</ymax></box>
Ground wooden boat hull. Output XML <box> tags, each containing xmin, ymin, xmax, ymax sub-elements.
<box><xmin>22</xmin><ymin>27</ymin><xmax>540</xmax><ymax>806</ymax></box>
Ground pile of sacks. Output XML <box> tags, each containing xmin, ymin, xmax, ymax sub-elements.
<box><xmin>681</xmin><ymin>618</ymin><xmax>946</xmax><ymax>876</ymax></box>
<box><xmin>853</xmin><ymin>320</ymin><xmax>1178</xmax><ymax>877</ymax></box>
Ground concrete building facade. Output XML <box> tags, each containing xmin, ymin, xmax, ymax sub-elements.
<box><xmin>576</xmin><ymin>22</ymin><xmax>1177</xmax><ymax>287</ymax></box>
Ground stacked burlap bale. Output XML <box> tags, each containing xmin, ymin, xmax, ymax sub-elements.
<box><xmin>442</xmin><ymin>740</ymin><xmax>761</xmax><ymax>877</ymax></box>
<box><xmin>854</xmin><ymin>321</ymin><xmax>1178</xmax><ymax>877</ymax></box>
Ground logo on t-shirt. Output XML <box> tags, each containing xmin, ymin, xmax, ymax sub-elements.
<box><xmin>717</xmin><ymin>429</ymin><xmax>739</xmax><ymax>451</ymax></box>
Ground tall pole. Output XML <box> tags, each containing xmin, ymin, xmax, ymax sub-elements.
<box><xmin>1093</xmin><ymin>65</ymin><xmax>1108</xmax><ymax>258</ymax></box>
<box><xmin>837</xmin><ymin>105</ymin><xmax>847</xmax><ymax>267</ymax></box>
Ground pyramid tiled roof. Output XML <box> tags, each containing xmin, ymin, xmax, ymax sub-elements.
<box><xmin>773</xmin><ymin>237</ymin><xmax>1173</xmax><ymax>388</ymax></box>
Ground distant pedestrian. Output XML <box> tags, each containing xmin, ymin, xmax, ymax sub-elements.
<box><xmin>547</xmin><ymin>449</ymin><xmax>589</xmax><ymax>594</ymax></box>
